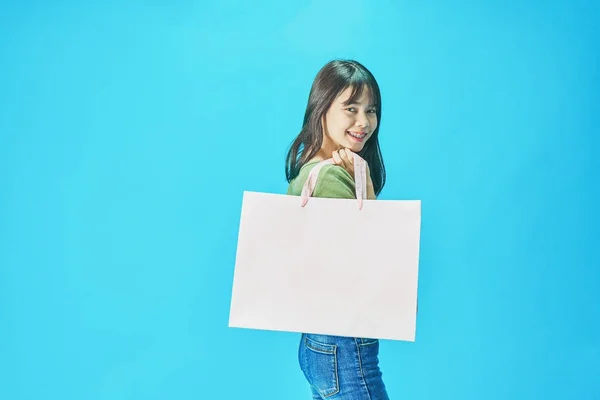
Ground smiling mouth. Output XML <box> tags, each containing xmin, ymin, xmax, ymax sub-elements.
<box><xmin>347</xmin><ymin>131</ymin><xmax>367</xmax><ymax>140</ymax></box>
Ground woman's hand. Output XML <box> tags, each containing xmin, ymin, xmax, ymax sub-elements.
<box><xmin>331</xmin><ymin>149</ymin><xmax>376</xmax><ymax>200</ymax></box>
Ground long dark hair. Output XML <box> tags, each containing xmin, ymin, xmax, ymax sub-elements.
<box><xmin>285</xmin><ymin>59</ymin><xmax>386</xmax><ymax>195</ymax></box>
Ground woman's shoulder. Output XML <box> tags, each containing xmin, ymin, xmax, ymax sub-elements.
<box><xmin>286</xmin><ymin>161</ymin><xmax>318</xmax><ymax>196</ymax></box>
<box><xmin>287</xmin><ymin>161</ymin><xmax>355</xmax><ymax>199</ymax></box>
<box><xmin>313</xmin><ymin>164</ymin><xmax>355</xmax><ymax>198</ymax></box>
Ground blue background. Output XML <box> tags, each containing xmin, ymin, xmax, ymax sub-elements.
<box><xmin>1</xmin><ymin>1</ymin><xmax>599</xmax><ymax>399</ymax></box>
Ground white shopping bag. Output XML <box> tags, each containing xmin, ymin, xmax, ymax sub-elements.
<box><xmin>228</xmin><ymin>155</ymin><xmax>421</xmax><ymax>341</ymax></box>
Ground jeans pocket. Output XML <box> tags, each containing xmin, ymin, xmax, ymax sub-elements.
<box><xmin>301</xmin><ymin>335</ymin><xmax>340</xmax><ymax>398</ymax></box>
<box><xmin>359</xmin><ymin>338</ymin><xmax>379</xmax><ymax>346</ymax></box>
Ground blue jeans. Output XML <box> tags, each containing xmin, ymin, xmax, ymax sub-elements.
<box><xmin>298</xmin><ymin>333</ymin><xmax>390</xmax><ymax>399</ymax></box>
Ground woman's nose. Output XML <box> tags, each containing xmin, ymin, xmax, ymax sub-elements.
<box><xmin>356</xmin><ymin>114</ymin><xmax>369</xmax><ymax>129</ymax></box>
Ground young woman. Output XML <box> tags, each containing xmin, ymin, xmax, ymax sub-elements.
<box><xmin>285</xmin><ymin>60</ymin><xmax>389</xmax><ymax>399</ymax></box>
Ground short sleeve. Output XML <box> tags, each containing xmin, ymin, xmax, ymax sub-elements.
<box><xmin>312</xmin><ymin>165</ymin><xmax>356</xmax><ymax>199</ymax></box>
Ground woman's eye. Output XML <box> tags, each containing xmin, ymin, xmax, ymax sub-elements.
<box><xmin>346</xmin><ymin>107</ymin><xmax>376</xmax><ymax>113</ymax></box>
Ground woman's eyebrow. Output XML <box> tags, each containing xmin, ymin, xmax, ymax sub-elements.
<box><xmin>342</xmin><ymin>100</ymin><xmax>370</xmax><ymax>106</ymax></box>
<box><xmin>342</xmin><ymin>101</ymin><xmax>378</xmax><ymax>108</ymax></box>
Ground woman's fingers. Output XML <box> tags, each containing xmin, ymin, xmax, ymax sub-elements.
<box><xmin>341</xmin><ymin>149</ymin><xmax>355</xmax><ymax>171</ymax></box>
<box><xmin>332</xmin><ymin>148</ymin><xmax>354</xmax><ymax>175</ymax></box>
<box><xmin>331</xmin><ymin>149</ymin><xmax>351</xmax><ymax>175</ymax></box>
<box><xmin>332</xmin><ymin>150</ymin><xmax>342</xmax><ymax>164</ymax></box>
<box><xmin>331</xmin><ymin>149</ymin><xmax>375</xmax><ymax>198</ymax></box>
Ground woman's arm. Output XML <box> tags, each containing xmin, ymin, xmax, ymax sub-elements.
<box><xmin>366</xmin><ymin>180</ymin><xmax>376</xmax><ymax>200</ymax></box>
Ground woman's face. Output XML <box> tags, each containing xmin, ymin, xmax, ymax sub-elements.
<box><xmin>321</xmin><ymin>85</ymin><xmax>378</xmax><ymax>154</ymax></box>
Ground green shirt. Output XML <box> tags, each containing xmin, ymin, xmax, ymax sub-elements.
<box><xmin>287</xmin><ymin>160</ymin><xmax>357</xmax><ymax>199</ymax></box>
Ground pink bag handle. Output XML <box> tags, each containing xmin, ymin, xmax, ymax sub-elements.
<box><xmin>300</xmin><ymin>152</ymin><xmax>368</xmax><ymax>210</ymax></box>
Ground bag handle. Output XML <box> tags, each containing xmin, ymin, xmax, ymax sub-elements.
<box><xmin>300</xmin><ymin>152</ymin><xmax>368</xmax><ymax>210</ymax></box>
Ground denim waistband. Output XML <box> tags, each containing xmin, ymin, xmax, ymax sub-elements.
<box><xmin>302</xmin><ymin>333</ymin><xmax>379</xmax><ymax>346</ymax></box>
